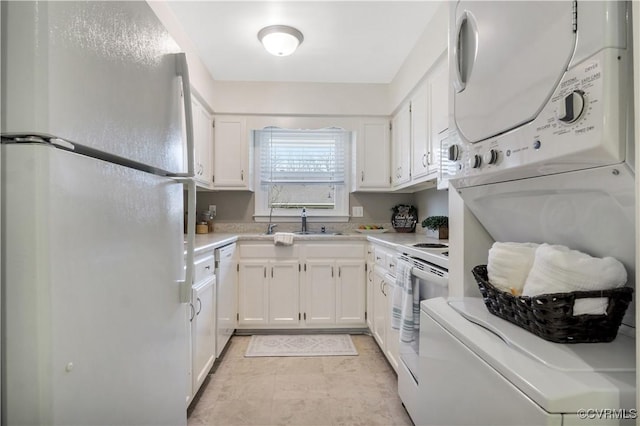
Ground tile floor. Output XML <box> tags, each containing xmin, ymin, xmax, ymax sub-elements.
<box><xmin>187</xmin><ymin>334</ymin><xmax>414</xmax><ymax>426</ymax></box>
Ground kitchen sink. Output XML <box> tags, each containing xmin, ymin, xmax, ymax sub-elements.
<box><xmin>293</xmin><ymin>231</ymin><xmax>342</xmax><ymax>235</ymax></box>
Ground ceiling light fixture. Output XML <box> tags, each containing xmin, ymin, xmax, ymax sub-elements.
<box><xmin>257</xmin><ymin>25</ymin><xmax>304</xmax><ymax>57</ymax></box>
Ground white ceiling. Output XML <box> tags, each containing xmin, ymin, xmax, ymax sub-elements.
<box><xmin>166</xmin><ymin>1</ymin><xmax>440</xmax><ymax>84</ymax></box>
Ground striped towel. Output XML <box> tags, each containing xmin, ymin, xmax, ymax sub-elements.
<box><xmin>392</xmin><ymin>259</ymin><xmax>419</xmax><ymax>343</ymax></box>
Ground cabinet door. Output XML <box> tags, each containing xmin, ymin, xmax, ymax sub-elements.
<box><xmin>269</xmin><ymin>260</ymin><xmax>300</xmax><ymax>325</ymax></box>
<box><xmin>429</xmin><ymin>57</ymin><xmax>449</xmax><ymax>176</ymax></box>
<box><xmin>391</xmin><ymin>103</ymin><xmax>411</xmax><ymax>186</ymax></box>
<box><xmin>238</xmin><ymin>261</ymin><xmax>268</xmax><ymax>325</ymax></box>
<box><xmin>192</xmin><ymin>96</ymin><xmax>213</xmax><ymax>188</ymax></box>
<box><xmin>411</xmin><ymin>82</ymin><xmax>430</xmax><ymax>180</ymax></box>
<box><xmin>213</xmin><ymin>116</ymin><xmax>249</xmax><ymax>189</ymax></box>
<box><xmin>384</xmin><ymin>279</ymin><xmax>400</xmax><ymax>372</ymax></box>
<box><xmin>192</xmin><ymin>277</ymin><xmax>216</xmax><ymax>395</ymax></box>
<box><xmin>304</xmin><ymin>260</ymin><xmax>336</xmax><ymax>325</ymax></box>
<box><xmin>372</xmin><ymin>268</ymin><xmax>386</xmax><ymax>349</ymax></box>
<box><xmin>354</xmin><ymin>119</ymin><xmax>391</xmax><ymax>191</ymax></box>
<box><xmin>336</xmin><ymin>260</ymin><xmax>366</xmax><ymax>324</ymax></box>
<box><xmin>366</xmin><ymin>262</ymin><xmax>375</xmax><ymax>331</ymax></box>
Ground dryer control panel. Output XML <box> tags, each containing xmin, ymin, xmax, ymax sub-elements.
<box><xmin>448</xmin><ymin>48</ymin><xmax>631</xmax><ymax>189</ymax></box>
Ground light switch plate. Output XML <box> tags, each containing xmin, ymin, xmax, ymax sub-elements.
<box><xmin>352</xmin><ymin>206</ymin><xmax>364</xmax><ymax>217</ymax></box>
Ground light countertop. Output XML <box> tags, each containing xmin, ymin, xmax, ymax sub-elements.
<box><xmin>188</xmin><ymin>231</ymin><xmax>446</xmax><ymax>255</ymax></box>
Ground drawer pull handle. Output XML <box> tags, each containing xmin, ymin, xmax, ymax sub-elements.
<box><xmin>196</xmin><ymin>297</ymin><xmax>202</xmax><ymax>315</ymax></box>
<box><xmin>205</xmin><ymin>266</ymin><xmax>211</xmax><ymax>270</ymax></box>
<box><xmin>189</xmin><ymin>303</ymin><xmax>195</xmax><ymax>322</ymax></box>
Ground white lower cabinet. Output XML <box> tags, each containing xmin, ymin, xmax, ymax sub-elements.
<box><xmin>238</xmin><ymin>258</ymin><xmax>300</xmax><ymax>326</ymax></box>
<box><xmin>384</xmin><ymin>275</ymin><xmax>400</xmax><ymax>372</ymax></box>
<box><xmin>372</xmin><ymin>267</ymin><xmax>386</xmax><ymax>348</ymax></box>
<box><xmin>305</xmin><ymin>261</ymin><xmax>337</xmax><ymax>325</ymax></box>
<box><xmin>238</xmin><ymin>260</ymin><xmax>269</xmax><ymax>326</ymax></box>
<box><xmin>370</xmin><ymin>243</ymin><xmax>400</xmax><ymax>372</ymax></box>
<box><xmin>237</xmin><ymin>242</ymin><xmax>366</xmax><ymax>329</ymax></box>
<box><xmin>269</xmin><ymin>260</ymin><xmax>300</xmax><ymax>325</ymax></box>
<box><xmin>366</xmin><ymin>260</ymin><xmax>375</xmax><ymax>331</ymax></box>
<box><xmin>187</xmin><ymin>252</ymin><xmax>216</xmax><ymax>406</ymax></box>
<box><xmin>336</xmin><ymin>260</ymin><xmax>366</xmax><ymax>324</ymax></box>
<box><xmin>192</xmin><ymin>277</ymin><xmax>216</xmax><ymax>393</ymax></box>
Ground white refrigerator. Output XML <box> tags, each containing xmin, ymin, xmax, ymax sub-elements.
<box><xmin>1</xmin><ymin>2</ymin><xmax>196</xmax><ymax>425</ymax></box>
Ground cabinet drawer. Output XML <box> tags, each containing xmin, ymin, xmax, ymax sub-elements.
<box><xmin>239</xmin><ymin>244</ymin><xmax>298</xmax><ymax>258</ymax></box>
<box><xmin>386</xmin><ymin>253</ymin><xmax>397</xmax><ymax>275</ymax></box>
<box><xmin>304</xmin><ymin>244</ymin><xmax>364</xmax><ymax>258</ymax></box>
<box><xmin>194</xmin><ymin>254</ymin><xmax>215</xmax><ymax>284</ymax></box>
<box><xmin>374</xmin><ymin>246</ymin><xmax>390</xmax><ymax>267</ymax></box>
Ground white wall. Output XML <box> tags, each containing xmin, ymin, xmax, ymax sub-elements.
<box><xmin>147</xmin><ymin>1</ymin><xmax>217</xmax><ymax>108</ymax></box>
<box><xmin>211</xmin><ymin>81</ymin><xmax>389</xmax><ymax>116</ymax></box>
<box><xmin>150</xmin><ymin>1</ymin><xmax>448</xmax><ymax>117</ymax></box>
<box><xmin>388</xmin><ymin>1</ymin><xmax>448</xmax><ymax>114</ymax></box>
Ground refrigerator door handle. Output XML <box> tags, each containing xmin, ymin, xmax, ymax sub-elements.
<box><xmin>176</xmin><ymin>177</ymin><xmax>196</xmax><ymax>303</ymax></box>
<box><xmin>173</xmin><ymin>52</ymin><xmax>195</xmax><ymax>178</ymax></box>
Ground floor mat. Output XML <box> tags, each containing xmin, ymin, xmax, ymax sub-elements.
<box><xmin>245</xmin><ymin>334</ymin><xmax>358</xmax><ymax>357</ymax></box>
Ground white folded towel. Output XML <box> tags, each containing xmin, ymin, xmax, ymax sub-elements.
<box><xmin>522</xmin><ymin>244</ymin><xmax>627</xmax><ymax>315</ymax></box>
<box><xmin>273</xmin><ymin>232</ymin><xmax>294</xmax><ymax>246</ymax></box>
<box><xmin>487</xmin><ymin>242</ymin><xmax>539</xmax><ymax>295</ymax></box>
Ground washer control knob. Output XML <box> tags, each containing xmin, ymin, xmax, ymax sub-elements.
<box><xmin>483</xmin><ymin>149</ymin><xmax>499</xmax><ymax>165</ymax></box>
<box><xmin>469</xmin><ymin>154</ymin><xmax>482</xmax><ymax>169</ymax></box>
<box><xmin>558</xmin><ymin>90</ymin><xmax>585</xmax><ymax>124</ymax></box>
<box><xmin>448</xmin><ymin>144</ymin><xmax>460</xmax><ymax>161</ymax></box>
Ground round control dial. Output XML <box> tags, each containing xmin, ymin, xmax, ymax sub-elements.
<box><xmin>468</xmin><ymin>154</ymin><xmax>482</xmax><ymax>169</ymax></box>
<box><xmin>558</xmin><ymin>90</ymin><xmax>586</xmax><ymax>124</ymax></box>
<box><xmin>483</xmin><ymin>149</ymin><xmax>499</xmax><ymax>165</ymax></box>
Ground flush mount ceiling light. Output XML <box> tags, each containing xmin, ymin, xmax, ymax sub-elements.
<box><xmin>257</xmin><ymin>25</ymin><xmax>304</xmax><ymax>57</ymax></box>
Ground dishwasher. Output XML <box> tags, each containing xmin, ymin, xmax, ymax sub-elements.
<box><xmin>215</xmin><ymin>243</ymin><xmax>237</xmax><ymax>357</ymax></box>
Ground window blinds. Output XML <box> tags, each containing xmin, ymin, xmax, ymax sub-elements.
<box><xmin>258</xmin><ymin>128</ymin><xmax>347</xmax><ymax>184</ymax></box>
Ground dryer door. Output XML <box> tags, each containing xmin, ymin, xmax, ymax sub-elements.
<box><xmin>453</xmin><ymin>1</ymin><xmax>575</xmax><ymax>143</ymax></box>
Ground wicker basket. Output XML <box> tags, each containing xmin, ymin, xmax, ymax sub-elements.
<box><xmin>472</xmin><ymin>265</ymin><xmax>633</xmax><ymax>343</ymax></box>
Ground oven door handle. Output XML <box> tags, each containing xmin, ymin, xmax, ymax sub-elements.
<box><xmin>411</xmin><ymin>268</ymin><xmax>448</xmax><ymax>288</ymax></box>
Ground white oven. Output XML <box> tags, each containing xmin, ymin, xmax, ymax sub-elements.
<box><xmin>395</xmin><ymin>245</ymin><xmax>449</xmax><ymax>421</ymax></box>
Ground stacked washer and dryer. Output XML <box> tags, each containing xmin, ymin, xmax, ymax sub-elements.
<box><xmin>413</xmin><ymin>2</ymin><xmax>637</xmax><ymax>425</ymax></box>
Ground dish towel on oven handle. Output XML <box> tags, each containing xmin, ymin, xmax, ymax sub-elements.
<box><xmin>392</xmin><ymin>258</ymin><xmax>419</xmax><ymax>343</ymax></box>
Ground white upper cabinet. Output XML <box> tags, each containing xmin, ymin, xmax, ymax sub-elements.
<box><xmin>352</xmin><ymin>118</ymin><xmax>391</xmax><ymax>191</ymax></box>
<box><xmin>191</xmin><ymin>95</ymin><xmax>214</xmax><ymax>189</ymax></box>
<box><xmin>410</xmin><ymin>81</ymin><xmax>430</xmax><ymax>180</ymax></box>
<box><xmin>428</xmin><ymin>57</ymin><xmax>449</xmax><ymax>175</ymax></box>
<box><xmin>392</xmin><ymin>52</ymin><xmax>449</xmax><ymax>190</ymax></box>
<box><xmin>391</xmin><ymin>103</ymin><xmax>412</xmax><ymax>187</ymax></box>
<box><xmin>213</xmin><ymin>116</ymin><xmax>253</xmax><ymax>190</ymax></box>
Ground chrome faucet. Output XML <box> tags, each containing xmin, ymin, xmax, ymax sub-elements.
<box><xmin>266</xmin><ymin>223</ymin><xmax>277</xmax><ymax>235</ymax></box>
<box><xmin>301</xmin><ymin>207</ymin><xmax>307</xmax><ymax>233</ymax></box>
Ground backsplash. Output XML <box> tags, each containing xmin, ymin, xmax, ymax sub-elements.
<box><xmin>191</xmin><ymin>187</ymin><xmax>448</xmax><ymax>234</ymax></box>
<box><xmin>212</xmin><ymin>222</ymin><xmax>394</xmax><ymax>234</ymax></box>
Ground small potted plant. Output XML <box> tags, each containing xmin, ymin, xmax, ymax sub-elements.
<box><xmin>421</xmin><ymin>216</ymin><xmax>449</xmax><ymax>239</ymax></box>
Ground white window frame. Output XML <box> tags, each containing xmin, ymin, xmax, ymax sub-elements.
<box><xmin>254</xmin><ymin>127</ymin><xmax>351</xmax><ymax>222</ymax></box>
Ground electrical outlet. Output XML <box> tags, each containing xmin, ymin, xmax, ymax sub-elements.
<box><xmin>352</xmin><ymin>206</ymin><xmax>364</xmax><ymax>217</ymax></box>
<box><xmin>208</xmin><ymin>205</ymin><xmax>216</xmax><ymax>217</ymax></box>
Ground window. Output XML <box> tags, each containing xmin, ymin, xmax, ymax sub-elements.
<box><xmin>254</xmin><ymin>127</ymin><xmax>351</xmax><ymax>221</ymax></box>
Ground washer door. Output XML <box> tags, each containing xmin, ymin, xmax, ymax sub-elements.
<box><xmin>453</xmin><ymin>1</ymin><xmax>575</xmax><ymax>143</ymax></box>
